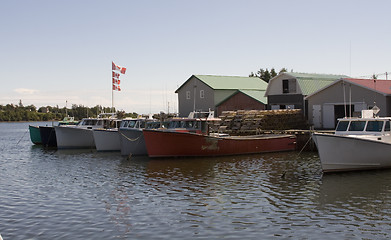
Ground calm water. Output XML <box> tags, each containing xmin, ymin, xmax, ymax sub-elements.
<box><xmin>1</xmin><ymin>122</ymin><xmax>391</xmax><ymax>239</ymax></box>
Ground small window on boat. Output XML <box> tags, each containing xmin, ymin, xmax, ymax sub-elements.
<box><xmin>348</xmin><ymin>121</ymin><xmax>366</xmax><ymax>131</ymax></box>
<box><xmin>386</xmin><ymin>121</ymin><xmax>391</xmax><ymax>131</ymax></box>
<box><xmin>128</xmin><ymin>120</ymin><xmax>136</xmax><ymax>128</ymax></box>
<box><xmin>366</xmin><ymin>121</ymin><xmax>384</xmax><ymax>132</ymax></box>
<box><xmin>336</xmin><ymin>121</ymin><xmax>349</xmax><ymax>131</ymax></box>
<box><xmin>121</xmin><ymin>121</ymin><xmax>128</xmax><ymax>128</ymax></box>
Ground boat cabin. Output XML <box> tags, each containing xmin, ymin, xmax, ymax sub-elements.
<box><xmin>77</xmin><ymin>113</ymin><xmax>119</xmax><ymax>129</ymax></box>
<box><xmin>335</xmin><ymin>110</ymin><xmax>391</xmax><ymax>136</ymax></box>
<box><xmin>120</xmin><ymin>118</ymin><xmax>160</xmax><ymax>129</ymax></box>
<box><xmin>167</xmin><ymin>119</ymin><xmax>208</xmax><ymax>134</ymax></box>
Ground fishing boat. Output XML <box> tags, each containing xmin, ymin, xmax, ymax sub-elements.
<box><xmin>312</xmin><ymin>108</ymin><xmax>391</xmax><ymax>172</ymax></box>
<box><xmin>39</xmin><ymin>116</ymin><xmax>79</xmax><ymax>147</ymax></box>
<box><xmin>29</xmin><ymin>125</ymin><xmax>42</xmax><ymax>145</ymax></box>
<box><xmin>92</xmin><ymin>119</ymin><xmax>122</xmax><ymax>151</ymax></box>
<box><xmin>143</xmin><ymin>130</ymin><xmax>296</xmax><ymax>158</ymax></box>
<box><xmin>119</xmin><ymin>117</ymin><xmax>161</xmax><ymax>156</ymax></box>
<box><xmin>143</xmin><ymin>111</ymin><xmax>296</xmax><ymax>157</ymax></box>
<box><xmin>54</xmin><ymin>113</ymin><xmax>117</xmax><ymax>149</ymax></box>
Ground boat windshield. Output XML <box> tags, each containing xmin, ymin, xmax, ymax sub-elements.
<box><xmin>365</xmin><ymin>121</ymin><xmax>384</xmax><ymax>132</ymax></box>
<box><xmin>121</xmin><ymin>120</ymin><xmax>137</xmax><ymax>128</ymax></box>
<box><xmin>82</xmin><ymin>119</ymin><xmax>98</xmax><ymax>126</ymax></box>
<box><xmin>146</xmin><ymin>121</ymin><xmax>161</xmax><ymax>129</ymax></box>
<box><xmin>348</xmin><ymin>121</ymin><xmax>366</xmax><ymax>131</ymax></box>
<box><xmin>336</xmin><ymin>121</ymin><xmax>349</xmax><ymax>131</ymax></box>
<box><xmin>168</xmin><ymin>121</ymin><xmax>181</xmax><ymax>129</ymax></box>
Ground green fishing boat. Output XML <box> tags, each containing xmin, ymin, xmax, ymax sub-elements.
<box><xmin>29</xmin><ymin>125</ymin><xmax>42</xmax><ymax>144</ymax></box>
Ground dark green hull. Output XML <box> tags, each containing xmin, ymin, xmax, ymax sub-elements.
<box><xmin>29</xmin><ymin>125</ymin><xmax>42</xmax><ymax>144</ymax></box>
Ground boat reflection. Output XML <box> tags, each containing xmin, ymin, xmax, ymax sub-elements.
<box><xmin>317</xmin><ymin>170</ymin><xmax>391</xmax><ymax>209</ymax></box>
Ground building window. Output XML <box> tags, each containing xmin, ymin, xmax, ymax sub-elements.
<box><xmin>186</xmin><ymin>91</ymin><xmax>191</xmax><ymax>99</ymax></box>
<box><xmin>282</xmin><ymin>79</ymin><xmax>296</xmax><ymax>93</ymax></box>
<box><xmin>200</xmin><ymin>90</ymin><xmax>204</xmax><ymax>99</ymax></box>
<box><xmin>283</xmin><ymin>80</ymin><xmax>289</xmax><ymax>93</ymax></box>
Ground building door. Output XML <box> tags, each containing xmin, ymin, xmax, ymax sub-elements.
<box><xmin>312</xmin><ymin>105</ymin><xmax>321</xmax><ymax>128</ymax></box>
<box><xmin>323</xmin><ymin>104</ymin><xmax>335</xmax><ymax>129</ymax></box>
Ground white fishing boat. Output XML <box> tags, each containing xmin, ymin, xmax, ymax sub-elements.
<box><xmin>313</xmin><ymin>108</ymin><xmax>391</xmax><ymax>172</ymax></box>
<box><xmin>54</xmin><ymin>113</ymin><xmax>118</xmax><ymax>149</ymax></box>
<box><xmin>92</xmin><ymin>119</ymin><xmax>122</xmax><ymax>151</ymax></box>
<box><xmin>119</xmin><ymin>117</ymin><xmax>160</xmax><ymax>156</ymax></box>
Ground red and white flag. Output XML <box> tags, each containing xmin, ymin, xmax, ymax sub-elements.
<box><xmin>113</xmin><ymin>84</ymin><xmax>121</xmax><ymax>91</ymax></box>
<box><xmin>112</xmin><ymin>78</ymin><xmax>121</xmax><ymax>85</ymax></box>
<box><xmin>112</xmin><ymin>71</ymin><xmax>120</xmax><ymax>78</ymax></box>
<box><xmin>112</xmin><ymin>61</ymin><xmax>126</xmax><ymax>74</ymax></box>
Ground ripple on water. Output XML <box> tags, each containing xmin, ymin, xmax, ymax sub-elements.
<box><xmin>2</xmin><ymin>123</ymin><xmax>391</xmax><ymax>239</ymax></box>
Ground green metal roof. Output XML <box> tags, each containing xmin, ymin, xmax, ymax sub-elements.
<box><xmin>286</xmin><ymin>72</ymin><xmax>349</xmax><ymax>95</ymax></box>
<box><xmin>239</xmin><ymin>90</ymin><xmax>267</xmax><ymax>104</ymax></box>
<box><xmin>175</xmin><ymin>75</ymin><xmax>268</xmax><ymax>92</ymax></box>
<box><xmin>216</xmin><ymin>89</ymin><xmax>267</xmax><ymax>106</ymax></box>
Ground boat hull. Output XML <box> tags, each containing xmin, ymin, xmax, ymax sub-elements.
<box><xmin>54</xmin><ymin>126</ymin><xmax>95</xmax><ymax>149</ymax></box>
<box><xmin>93</xmin><ymin>129</ymin><xmax>120</xmax><ymax>151</ymax></box>
<box><xmin>313</xmin><ymin>133</ymin><xmax>391</xmax><ymax>172</ymax></box>
<box><xmin>29</xmin><ymin>125</ymin><xmax>42</xmax><ymax>145</ymax></box>
<box><xmin>40</xmin><ymin>126</ymin><xmax>57</xmax><ymax>147</ymax></box>
<box><xmin>119</xmin><ymin>128</ymin><xmax>147</xmax><ymax>156</ymax></box>
<box><xmin>143</xmin><ymin>130</ymin><xmax>296</xmax><ymax>158</ymax></box>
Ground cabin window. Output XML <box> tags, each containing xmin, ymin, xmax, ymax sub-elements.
<box><xmin>336</xmin><ymin>121</ymin><xmax>349</xmax><ymax>131</ymax></box>
<box><xmin>386</xmin><ymin>121</ymin><xmax>391</xmax><ymax>131</ymax></box>
<box><xmin>348</xmin><ymin>121</ymin><xmax>366</xmax><ymax>131</ymax></box>
<box><xmin>200</xmin><ymin>90</ymin><xmax>204</xmax><ymax>98</ymax></box>
<box><xmin>120</xmin><ymin>121</ymin><xmax>128</xmax><ymax>128</ymax></box>
<box><xmin>186</xmin><ymin>91</ymin><xmax>191</xmax><ymax>99</ymax></box>
<box><xmin>366</xmin><ymin>121</ymin><xmax>384</xmax><ymax>132</ymax></box>
<box><xmin>128</xmin><ymin>120</ymin><xmax>136</xmax><ymax>128</ymax></box>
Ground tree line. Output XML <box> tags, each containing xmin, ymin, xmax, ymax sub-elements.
<box><xmin>249</xmin><ymin>67</ymin><xmax>289</xmax><ymax>83</ymax></box>
<box><xmin>0</xmin><ymin>103</ymin><xmax>138</xmax><ymax>122</ymax></box>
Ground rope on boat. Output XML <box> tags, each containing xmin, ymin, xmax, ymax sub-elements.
<box><xmin>298</xmin><ymin>133</ymin><xmax>313</xmax><ymax>155</ymax></box>
<box><xmin>119</xmin><ymin>132</ymin><xmax>141</xmax><ymax>142</ymax></box>
<box><xmin>17</xmin><ymin>128</ymin><xmax>29</xmax><ymax>145</ymax></box>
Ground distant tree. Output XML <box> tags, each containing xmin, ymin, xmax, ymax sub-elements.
<box><xmin>270</xmin><ymin>68</ymin><xmax>277</xmax><ymax>78</ymax></box>
<box><xmin>279</xmin><ymin>68</ymin><xmax>288</xmax><ymax>74</ymax></box>
<box><xmin>250</xmin><ymin>67</ymin><xmax>289</xmax><ymax>83</ymax></box>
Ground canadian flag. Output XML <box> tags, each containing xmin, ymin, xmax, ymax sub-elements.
<box><xmin>112</xmin><ymin>62</ymin><xmax>126</xmax><ymax>74</ymax></box>
<box><xmin>113</xmin><ymin>84</ymin><xmax>121</xmax><ymax>91</ymax></box>
<box><xmin>112</xmin><ymin>78</ymin><xmax>121</xmax><ymax>84</ymax></box>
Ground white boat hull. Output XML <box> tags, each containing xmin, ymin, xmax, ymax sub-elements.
<box><xmin>54</xmin><ymin>126</ymin><xmax>95</xmax><ymax>149</ymax></box>
<box><xmin>93</xmin><ymin>129</ymin><xmax>120</xmax><ymax>151</ymax></box>
<box><xmin>119</xmin><ymin>128</ymin><xmax>147</xmax><ymax>156</ymax></box>
<box><xmin>313</xmin><ymin>133</ymin><xmax>391</xmax><ymax>172</ymax></box>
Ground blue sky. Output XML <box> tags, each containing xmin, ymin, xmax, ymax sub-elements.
<box><xmin>1</xmin><ymin>0</ymin><xmax>391</xmax><ymax>114</ymax></box>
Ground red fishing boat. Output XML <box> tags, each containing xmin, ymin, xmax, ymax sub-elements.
<box><xmin>143</xmin><ymin>129</ymin><xmax>296</xmax><ymax>158</ymax></box>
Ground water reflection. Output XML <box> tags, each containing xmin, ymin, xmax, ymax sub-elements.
<box><xmin>4</xmin><ymin>120</ymin><xmax>391</xmax><ymax>239</ymax></box>
<box><xmin>319</xmin><ymin>170</ymin><xmax>391</xmax><ymax>207</ymax></box>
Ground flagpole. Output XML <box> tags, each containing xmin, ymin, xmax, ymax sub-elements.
<box><xmin>111</xmin><ymin>63</ymin><xmax>114</xmax><ymax>113</ymax></box>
